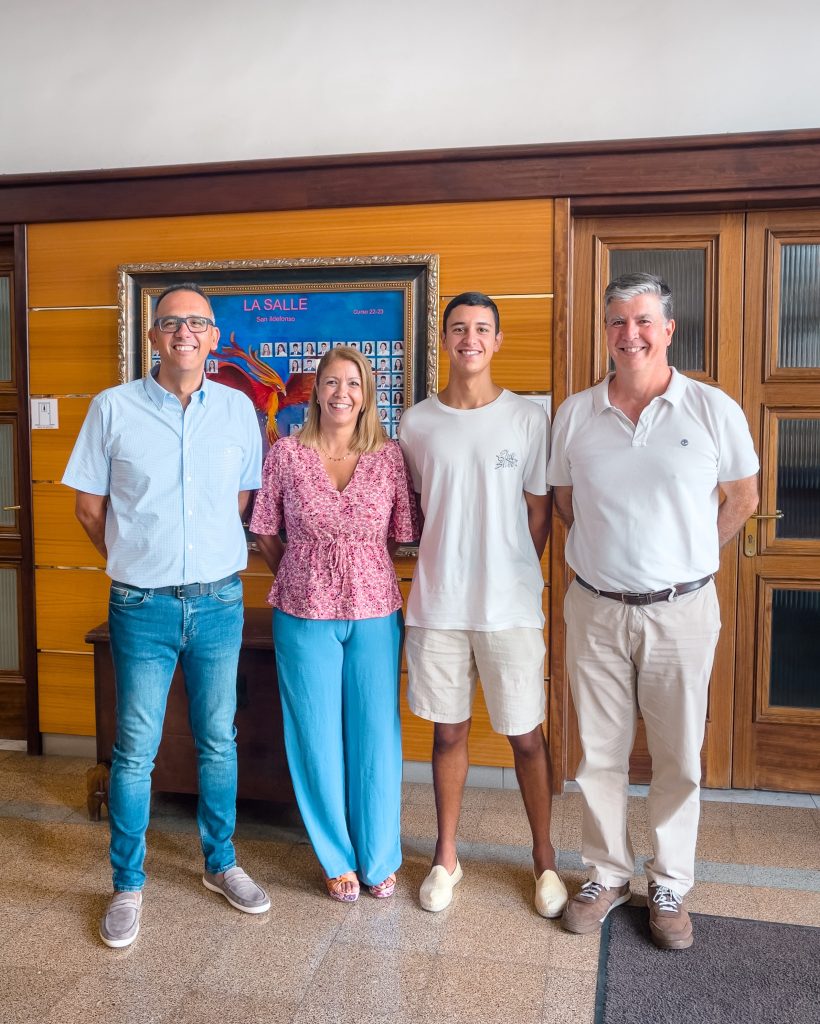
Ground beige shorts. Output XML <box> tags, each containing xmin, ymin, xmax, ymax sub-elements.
<box><xmin>405</xmin><ymin>626</ymin><xmax>546</xmax><ymax>736</ymax></box>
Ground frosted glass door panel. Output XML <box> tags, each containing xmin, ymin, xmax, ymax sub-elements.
<box><xmin>779</xmin><ymin>244</ymin><xmax>820</xmax><ymax>368</ymax></box>
<box><xmin>775</xmin><ymin>417</ymin><xmax>820</xmax><ymax>540</ymax></box>
<box><xmin>609</xmin><ymin>248</ymin><xmax>706</xmax><ymax>372</ymax></box>
<box><xmin>0</xmin><ymin>424</ymin><xmax>14</xmax><ymax>528</ymax></box>
<box><xmin>0</xmin><ymin>567</ymin><xmax>19</xmax><ymax>672</ymax></box>
<box><xmin>769</xmin><ymin>589</ymin><xmax>820</xmax><ymax>709</ymax></box>
<box><xmin>0</xmin><ymin>278</ymin><xmax>10</xmax><ymax>382</ymax></box>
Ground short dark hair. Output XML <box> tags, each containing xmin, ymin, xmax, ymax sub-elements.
<box><xmin>154</xmin><ymin>282</ymin><xmax>214</xmax><ymax>317</ymax></box>
<box><xmin>604</xmin><ymin>273</ymin><xmax>673</xmax><ymax>322</ymax></box>
<box><xmin>442</xmin><ymin>291</ymin><xmax>500</xmax><ymax>334</ymax></box>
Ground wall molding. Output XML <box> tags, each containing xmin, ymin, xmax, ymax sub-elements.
<box><xmin>2</xmin><ymin>128</ymin><xmax>820</xmax><ymax>224</ymax></box>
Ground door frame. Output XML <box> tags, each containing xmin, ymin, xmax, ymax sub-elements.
<box><xmin>550</xmin><ymin>206</ymin><xmax>747</xmax><ymax>790</ymax></box>
<box><xmin>1</xmin><ymin>225</ymin><xmax>39</xmax><ymax>752</ymax></box>
<box><xmin>732</xmin><ymin>208</ymin><xmax>820</xmax><ymax>791</ymax></box>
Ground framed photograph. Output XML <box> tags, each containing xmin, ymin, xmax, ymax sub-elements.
<box><xmin>117</xmin><ymin>255</ymin><xmax>440</xmax><ymax>449</ymax></box>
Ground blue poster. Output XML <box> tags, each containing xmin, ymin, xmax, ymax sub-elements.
<box><xmin>209</xmin><ymin>289</ymin><xmax>405</xmax><ymax>450</ymax></box>
<box><xmin>151</xmin><ymin>287</ymin><xmax>408</xmax><ymax>451</ymax></box>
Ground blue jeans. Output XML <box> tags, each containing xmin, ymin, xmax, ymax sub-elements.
<box><xmin>273</xmin><ymin>610</ymin><xmax>403</xmax><ymax>886</ymax></box>
<box><xmin>107</xmin><ymin>577</ymin><xmax>244</xmax><ymax>891</ymax></box>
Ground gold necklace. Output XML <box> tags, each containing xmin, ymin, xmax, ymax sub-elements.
<box><xmin>318</xmin><ymin>436</ymin><xmax>353</xmax><ymax>462</ymax></box>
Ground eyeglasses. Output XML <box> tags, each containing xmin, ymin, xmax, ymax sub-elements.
<box><xmin>153</xmin><ymin>315</ymin><xmax>215</xmax><ymax>333</ymax></box>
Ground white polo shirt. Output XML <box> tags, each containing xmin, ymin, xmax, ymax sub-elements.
<box><xmin>546</xmin><ymin>369</ymin><xmax>759</xmax><ymax>592</ymax></box>
<box><xmin>399</xmin><ymin>390</ymin><xmax>548</xmax><ymax>630</ymax></box>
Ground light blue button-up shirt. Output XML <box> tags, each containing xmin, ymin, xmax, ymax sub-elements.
<box><xmin>63</xmin><ymin>368</ymin><xmax>262</xmax><ymax>588</ymax></box>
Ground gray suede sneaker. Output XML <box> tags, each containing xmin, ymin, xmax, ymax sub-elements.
<box><xmin>202</xmin><ymin>866</ymin><xmax>271</xmax><ymax>914</ymax></box>
<box><xmin>648</xmin><ymin>883</ymin><xmax>694</xmax><ymax>949</ymax></box>
<box><xmin>561</xmin><ymin>879</ymin><xmax>630</xmax><ymax>934</ymax></box>
<box><xmin>99</xmin><ymin>890</ymin><xmax>142</xmax><ymax>948</ymax></box>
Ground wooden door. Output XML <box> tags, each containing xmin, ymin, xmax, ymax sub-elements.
<box><xmin>0</xmin><ymin>234</ymin><xmax>38</xmax><ymax>748</ymax></box>
<box><xmin>559</xmin><ymin>212</ymin><xmax>746</xmax><ymax>787</ymax></box>
<box><xmin>733</xmin><ymin>210</ymin><xmax>820</xmax><ymax>792</ymax></box>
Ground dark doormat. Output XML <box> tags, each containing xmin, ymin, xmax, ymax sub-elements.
<box><xmin>594</xmin><ymin>904</ymin><xmax>820</xmax><ymax>1024</ymax></box>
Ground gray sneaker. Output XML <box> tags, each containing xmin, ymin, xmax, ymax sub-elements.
<box><xmin>202</xmin><ymin>866</ymin><xmax>271</xmax><ymax>914</ymax></box>
<box><xmin>100</xmin><ymin>890</ymin><xmax>142</xmax><ymax>948</ymax></box>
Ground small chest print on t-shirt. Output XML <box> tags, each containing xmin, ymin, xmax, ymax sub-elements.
<box><xmin>495</xmin><ymin>449</ymin><xmax>519</xmax><ymax>469</ymax></box>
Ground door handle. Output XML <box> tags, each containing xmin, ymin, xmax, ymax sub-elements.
<box><xmin>1</xmin><ymin>505</ymin><xmax>21</xmax><ymax>511</ymax></box>
<box><xmin>743</xmin><ymin>510</ymin><xmax>784</xmax><ymax>556</ymax></box>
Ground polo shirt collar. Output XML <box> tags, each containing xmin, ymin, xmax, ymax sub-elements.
<box><xmin>661</xmin><ymin>366</ymin><xmax>687</xmax><ymax>405</ymax></box>
<box><xmin>591</xmin><ymin>366</ymin><xmax>687</xmax><ymax>415</ymax></box>
<box><xmin>591</xmin><ymin>375</ymin><xmax>614</xmax><ymax>416</ymax></box>
<box><xmin>143</xmin><ymin>365</ymin><xmax>209</xmax><ymax>408</ymax></box>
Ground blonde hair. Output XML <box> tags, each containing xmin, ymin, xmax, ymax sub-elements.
<box><xmin>299</xmin><ymin>346</ymin><xmax>387</xmax><ymax>454</ymax></box>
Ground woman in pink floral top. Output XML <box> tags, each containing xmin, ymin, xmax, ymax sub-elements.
<box><xmin>250</xmin><ymin>346</ymin><xmax>417</xmax><ymax>903</ymax></box>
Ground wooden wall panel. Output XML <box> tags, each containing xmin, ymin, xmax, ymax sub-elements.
<box><xmin>28</xmin><ymin>309</ymin><xmax>118</xmax><ymax>395</ymax></box>
<box><xmin>33</xmin><ymin>483</ymin><xmax>104</xmax><ymax>567</ymax></box>
<box><xmin>27</xmin><ymin>198</ymin><xmax>554</xmax><ymax>749</ymax></box>
<box><xmin>240</xmin><ymin>573</ymin><xmax>274</xmax><ymax>610</ymax></box>
<box><xmin>35</xmin><ymin>568</ymin><xmax>109</xmax><ymax>652</ymax></box>
<box><xmin>30</xmin><ymin>397</ymin><xmax>90</xmax><ymax>481</ymax></box>
<box><xmin>393</xmin><ymin>556</ymin><xmax>417</xmax><ymax>582</ymax></box>
<box><xmin>0</xmin><ymin>681</ymin><xmax>27</xmax><ymax>741</ymax></box>
<box><xmin>246</xmin><ymin>551</ymin><xmax>271</xmax><ymax>575</ymax></box>
<box><xmin>37</xmin><ymin>653</ymin><xmax>95</xmax><ymax>735</ymax></box>
<box><xmin>27</xmin><ymin>201</ymin><xmax>553</xmax><ymax>308</ymax></box>
<box><xmin>438</xmin><ymin>297</ymin><xmax>552</xmax><ymax>392</ymax></box>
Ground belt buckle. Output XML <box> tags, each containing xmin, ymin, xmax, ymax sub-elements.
<box><xmin>628</xmin><ymin>591</ymin><xmax>654</xmax><ymax>606</ymax></box>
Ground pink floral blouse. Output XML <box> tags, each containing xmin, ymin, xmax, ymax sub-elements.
<box><xmin>249</xmin><ymin>435</ymin><xmax>418</xmax><ymax>620</ymax></box>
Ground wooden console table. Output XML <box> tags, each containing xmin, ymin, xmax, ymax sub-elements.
<box><xmin>85</xmin><ymin>607</ymin><xmax>294</xmax><ymax>819</ymax></box>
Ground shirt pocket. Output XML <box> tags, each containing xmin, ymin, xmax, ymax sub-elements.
<box><xmin>208</xmin><ymin>444</ymin><xmax>243</xmax><ymax>487</ymax></box>
<box><xmin>189</xmin><ymin>442</ymin><xmax>243</xmax><ymax>490</ymax></box>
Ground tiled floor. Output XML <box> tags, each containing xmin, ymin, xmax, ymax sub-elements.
<box><xmin>0</xmin><ymin>748</ymin><xmax>818</xmax><ymax>1024</ymax></box>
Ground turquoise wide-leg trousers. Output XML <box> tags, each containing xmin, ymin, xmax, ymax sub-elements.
<box><xmin>273</xmin><ymin>609</ymin><xmax>403</xmax><ymax>886</ymax></box>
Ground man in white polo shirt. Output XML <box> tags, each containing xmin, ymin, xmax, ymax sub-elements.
<box><xmin>399</xmin><ymin>291</ymin><xmax>567</xmax><ymax>920</ymax></box>
<box><xmin>548</xmin><ymin>272</ymin><xmax>759</xmax><ymax>950</ymax></box>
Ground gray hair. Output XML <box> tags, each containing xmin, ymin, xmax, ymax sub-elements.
<box><xmin>604</xmin><ymin>273</ymin><xmax>673</xmax><ymax>322</ymax></box>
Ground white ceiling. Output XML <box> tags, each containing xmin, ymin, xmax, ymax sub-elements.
<box><xmin>2</xmin><ymin>0</ymin><xmax>819</xmax><ymax>174</ymax></box>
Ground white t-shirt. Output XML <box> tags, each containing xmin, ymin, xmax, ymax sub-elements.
<box><xmin>398</xmin><ymin>390</ymin><xmax>548</xmax><ymax>630</ymax></box>
<box><xmin>546</xmin><ymin>369</ymin><xmax>759</xmax><ymax>592</ymax></box>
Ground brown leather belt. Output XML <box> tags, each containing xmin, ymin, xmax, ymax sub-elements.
<box><xmin>575</xmin><ymin>574</ymin><xmax>712</xmax><ymax>606</ymax></box>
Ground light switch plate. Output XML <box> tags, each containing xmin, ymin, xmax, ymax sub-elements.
<box><xmin>31</xmin><ymin>398</ymin><xmax>59</xmax><ymax>429</ymax></box>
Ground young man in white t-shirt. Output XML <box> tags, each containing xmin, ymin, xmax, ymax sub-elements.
<box><xmin>398</xmin><ymin>292</ymin><xmax>567</xmax><ymax>918</ymax></box>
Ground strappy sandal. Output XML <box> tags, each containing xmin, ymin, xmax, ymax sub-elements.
<box><xmin>368</xmin><ymin>873</ymin><xmax>396</xmax><ymax>899</ymax></box>
<box><xmin>324</xmin><ymin>871</ymin><xmax>360</xmax><ymax>903</ymax></box>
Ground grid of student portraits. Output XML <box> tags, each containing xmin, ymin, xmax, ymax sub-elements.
<box><xmin>174</xmin><ymin>287</ymin><xmax>410</xmax><ymax>452</ymax></box>
<box><xmin>264</xmin><ymin>338</ymin><xmax>406</xmax><ymax>435</ymax></box>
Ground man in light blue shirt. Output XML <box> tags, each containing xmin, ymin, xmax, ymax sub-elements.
<box><xmin>64</xmin><ymin>283</ymin><xmax>269</xmax><ymax>948</ymax></box>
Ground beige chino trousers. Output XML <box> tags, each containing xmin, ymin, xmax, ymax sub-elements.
<box><xmin>564</xmin><ymin>578</ymin><xmax>721</xmax><ymax>895</ymax></box>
